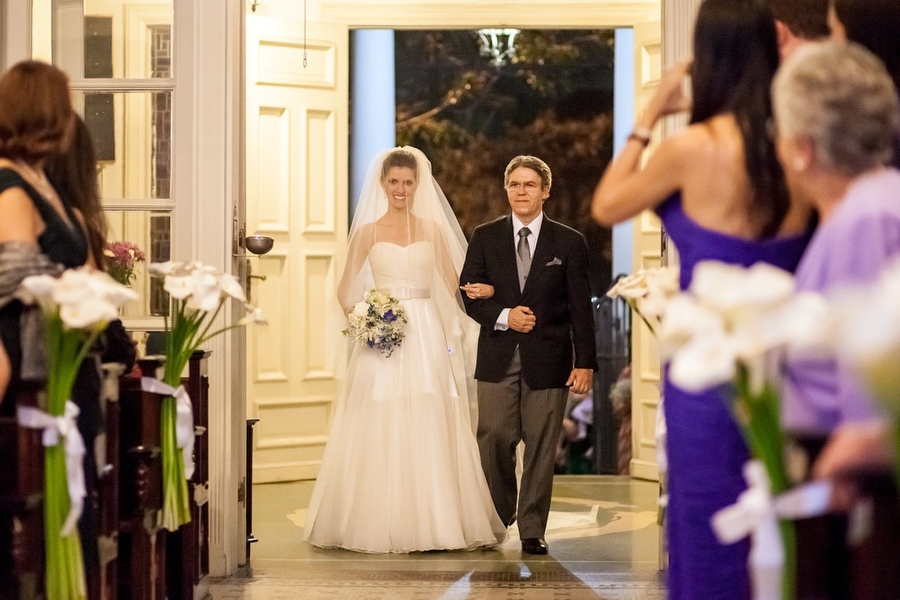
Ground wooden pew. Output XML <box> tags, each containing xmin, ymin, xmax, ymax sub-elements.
<box><xmin>0</xmin><ymin>381</ymin><xmax>46</xmax><ymax>600</ymax></box>
<box><xmin>116</xmin><ymin>358</ymin><xmax>165</xmax><ymax>600</ymax></box>
<box><xmin>166</xmin><ymin>349</ymin><xmax>211</xmax><ymax>600</ymax></box>
<box><xmin>95</xmin><ymin>363</ymin><xmax>125</xmax><ymax>600</ymax></box>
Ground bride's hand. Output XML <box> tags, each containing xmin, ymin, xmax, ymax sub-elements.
<box><xmin>460</xmin><ymin>282</ymin><xmax>494</xmax><ymax>300</ymax></box>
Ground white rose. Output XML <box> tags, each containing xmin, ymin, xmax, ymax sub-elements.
<box><xmin>353</xmin><ymin>301</ymin><xmax>369</xmax><ymax>317</ymax></box>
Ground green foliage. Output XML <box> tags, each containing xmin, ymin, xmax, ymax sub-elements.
<box><xmin>393</xmin><ymin>30</ymin><xmax>616</xmax><ymax>291</ymax></box>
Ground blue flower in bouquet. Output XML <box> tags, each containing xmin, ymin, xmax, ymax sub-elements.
<box><xmin>343</xmin><ymin>289</ymin><xmax>408</xmax><ymax>357</ymax></box>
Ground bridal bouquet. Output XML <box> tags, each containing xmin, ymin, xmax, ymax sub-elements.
<box><xmin>343</xmin><ymin>289</ymin><xmax>408</xmax><ymax>357</ymax></box>
<box><xmin>659</xmin><ymin>260</ymin><xmax>828</xmax><ymax>600</ymax></box>
<box><xmin>150</xmin><ymin>260</ymin><xmax>266</xmax><ymax>530</ymax></box>
<box><xmin>19</xmin><ymin>267</ymin><xmax>138</xmax><ymax>600</ymax></box>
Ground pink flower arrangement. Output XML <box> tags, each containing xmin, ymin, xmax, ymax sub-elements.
<box><xmin>104</xmin><ymin>240</ymin><xmax>146</xmax><ymax>286</ymax></box>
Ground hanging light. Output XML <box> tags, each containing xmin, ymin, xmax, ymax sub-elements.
<box><xmin>477</xmin><ymin>28</ymin><xmax>520</xmax><ymax>66</ymax></box>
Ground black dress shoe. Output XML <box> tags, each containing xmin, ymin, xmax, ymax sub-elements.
<box><xmin>521</xmin><ymin>537</ymin><xmax>548</xmax><ymax>555</ymax></box>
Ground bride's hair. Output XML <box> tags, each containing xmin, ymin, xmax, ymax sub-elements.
<box><xmin>381</xmin><ymin>149</ymin><xmax>418</xmax><ymax>179</ymax></box>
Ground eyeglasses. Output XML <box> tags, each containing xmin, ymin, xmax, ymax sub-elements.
<box><xmin>506</xmin><ymin>181</ymin><xmax>542</xmax><ymax>192</ymax></box>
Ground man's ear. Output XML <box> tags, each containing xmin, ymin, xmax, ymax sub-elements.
<box><xmin>775</xmin><ymin>20</ymin><xmax>795</xmax><ymax>59</ymax></box>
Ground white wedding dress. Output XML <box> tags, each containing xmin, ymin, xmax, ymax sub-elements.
<box><xmin>304</xmin><ymin>241</ymin><xmax>508</xmax><ymax>553</ymax></box>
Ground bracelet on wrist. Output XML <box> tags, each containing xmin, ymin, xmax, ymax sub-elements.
<box><xmin>628</xmin><ymin>125</ymin><xmax>652</xmax><ymax>147</ymax></box>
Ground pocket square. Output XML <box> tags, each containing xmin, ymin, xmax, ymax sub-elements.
<box><xmin>546</xmin><ymin>257</ymin><xmax>562</xmax><ymax>266</ymax></box>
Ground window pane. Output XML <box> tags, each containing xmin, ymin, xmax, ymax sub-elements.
<box><xmin>49</xmin><ymin>0</ymin><xmax>173</xmax><ymax>79</ymax></box>
<box><xmin>105</xmin><ymin>210</ymin><xmax>171</xmax><ymax>318</ymax></box>
<box><xmin>73</xmin><ymin>91</ymin><xmax>172</xmax><ymax>200</ymax></box>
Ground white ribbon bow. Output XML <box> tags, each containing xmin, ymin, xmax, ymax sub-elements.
<box><xmin>17</xmin><ymin>401</ymin><xmax>86</xmax><ymax>536</ymax></box>
<box><xmin>141</xmin><ymin>377</ymin><xmax>195</xmax><ymax>480</ymax></box>
<box><xmin>712</xmin><ymin>459</ymin><xmax>832</xmax><ymax>600</ymax></box>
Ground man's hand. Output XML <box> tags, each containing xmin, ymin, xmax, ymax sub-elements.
<box><xmin>508</xmin><ymin>306</ymin><xmax>536</xmax><ymax>333</ymax></box>
<box><xmin>566</xmin><ymin>368</ymin><xmax>593</xmax><ymax>394</ymax></box>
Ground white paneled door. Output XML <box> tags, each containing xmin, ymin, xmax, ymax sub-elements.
<box><xmin>629</xmin><ymin>18</ymin><xmax>663</xmax><ymax>482</ymax></box>
<box><xmin>246</xmin><ymin>15</ymin><xmax>349</xmax><ymax>482</ymax></box>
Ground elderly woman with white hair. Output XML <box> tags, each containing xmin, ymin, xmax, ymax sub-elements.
<box><xmin>776</xmin><ymin>40</ymin><xmax>900</xmax><ymax>599</ymax></box>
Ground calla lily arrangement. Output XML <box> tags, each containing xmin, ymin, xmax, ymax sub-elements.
<box><xmin>19</xmin><ymin>268</ymin><xmax>138</xmax><ymax>600</ymax></box>
<box><xmin>149</xmin><ymin>260</ymin><xmax>265</xmax><ymax>531</ymax></box>
<box><xmin>606</xmin><ymin>266</ymin><xmax>680</xmax><ymax>336</ymax></box>
<box><xmin>657</xmin><ymin>260</ymin><xmax>829</xmax><ymax>600</ymax></box>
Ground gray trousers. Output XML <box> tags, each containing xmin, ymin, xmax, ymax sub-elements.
<box><xmin>476</xmin><ymin>348</ymin><xmax>568</xmax><ymax>539</ymax></box>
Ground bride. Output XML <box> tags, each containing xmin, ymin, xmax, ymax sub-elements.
<box><xmin>303</xmin><ymin>147</ymin><xmax>508</xmax><ymax>553</ymax></box>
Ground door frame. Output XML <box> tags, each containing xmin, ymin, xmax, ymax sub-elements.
<box><xmin>318</xmin><ymin>0</ymin><xmax>663</xmax><ymax>482</ymax></box>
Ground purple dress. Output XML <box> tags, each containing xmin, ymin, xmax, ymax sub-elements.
<box><xmin>783</xmin><ymin>169</ymin><xmax>900</xmax><ymax>433</ymax></box>
<box><xmin>657</xmin><ymin>194</ymin><xmax>812</xmax><ymax>600</ymax></box>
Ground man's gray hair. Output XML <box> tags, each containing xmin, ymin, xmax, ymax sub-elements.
<box><xmin>773</xmin><ymin>40</ymin><xmax>900</xmax><ymax>175</ymax></box>
<box><xmin>504</xmin><ymin>155</ymin><xmax>552</xmax><ymax>189</ymax></box>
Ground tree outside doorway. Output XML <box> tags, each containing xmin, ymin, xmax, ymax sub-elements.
<box><xmin>393</xmin><ymin>29</ymin><xmax>616</xmax><ymax>296</ymax></box>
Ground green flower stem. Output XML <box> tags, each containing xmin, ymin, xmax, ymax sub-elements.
<box><xmin>626</xmin><ymin>298</ymin><xmax>657</xmax><ymax>337</ymax></box>
<box><xmin>157</xmin><ymin>298</ymin><xmax>208</xmax><ymax>531</ymax></box>
<box><xmin>734</xmin><ymin>366</ymin><xmax>796</xmax><ymax>600</ymax></box>
<box><xmin>42</xmin><ymin>314</ymin><xmax>99</xmax><ymax>600</ymax></box>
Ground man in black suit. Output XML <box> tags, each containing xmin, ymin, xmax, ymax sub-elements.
<box><xmin>460</xmin><ymin>155</ymin><xmax>596</xmax><ymax>555</ymax></box>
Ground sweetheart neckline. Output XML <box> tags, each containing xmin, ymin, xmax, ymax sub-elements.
<box><xmin>371</xmin><ymin>240</ymin><xmax>430</xmax><ymax>250</ymax></box>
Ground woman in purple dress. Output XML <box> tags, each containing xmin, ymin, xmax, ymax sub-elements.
<box><xmin>776</xmin><ymin>41</ymin><xmax>900</xmax><ymax>599</ymax></box>
<box><xmin>591</xmin><ymin>0</ymin><xmax>813</xmax><ymax>597</ymax></box>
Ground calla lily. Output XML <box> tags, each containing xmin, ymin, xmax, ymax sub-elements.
<box><xmin>692</xmin><ymin>261</ymin><xmax>795</xmax><ymax>319</ymax></box>
<box><xmin>218</xmin><ymin>273</ymin><xmax>247</xmax><ymax>302</ymax></box>
<box><xmin>607</xmin><ymin>270</ymin><xmax>651</xmax><ymax>300</ymax></box>
<box><xmin>18</xmin><ymin>267</ymin><xmax>137</xmax><ymax>599</ymax></box>
<box><xmin>148</xmin><ymin>259</ymin><xmax>265</xmax><ymax>531</ymax></box>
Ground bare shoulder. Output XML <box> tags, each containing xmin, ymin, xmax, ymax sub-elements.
<box><xmin>0</xmin><ymin>186</ymin><xmax>39</xmax><ymax>244</ymax></box>
<box><xmin>352</xmin><ymin>221</ymin><xmax>376</xmax><ymax>241</ymax></box>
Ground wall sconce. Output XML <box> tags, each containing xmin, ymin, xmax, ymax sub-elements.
<box><xmin>477</xmin><ymin>28</ymin><xmax>520</xmax><ymax>66</ymax></box>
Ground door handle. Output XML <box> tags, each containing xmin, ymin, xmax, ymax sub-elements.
<box><xmin>245</xmin><ymin>259</ymin><xmax>267</xmax><ymax>303</ymax></box>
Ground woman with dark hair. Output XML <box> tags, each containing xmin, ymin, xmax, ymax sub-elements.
<box><xmin>45</xmin><ymin>114</ymin><xmax>107</xmax><ymax>268</ymax></box>
<box><xmin>828</xmin><ymin>0</ymin><xmax>900</xmax><ymax>168</ymax></box>
<box><xmin>592</xmin><ymin>0</ymin><xmax>813</xmax><ymax>597</ymax></box>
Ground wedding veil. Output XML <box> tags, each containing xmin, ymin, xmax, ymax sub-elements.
<box><xmin>330</xmin><ymin>146</ymin><xmax>480</xmax><ymax>430</ymax></box>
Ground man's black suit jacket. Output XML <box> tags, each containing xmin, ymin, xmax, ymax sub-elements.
<box><xmin>460</xmin><ymin>214</ymin><xmax>597</xmax><ymax>390</ymax></box>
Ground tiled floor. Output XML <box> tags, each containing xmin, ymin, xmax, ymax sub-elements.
<box><xmin>209</xmin><ymin>476</ymin><xmax>667</xmax><ymax>599</ymax></box>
